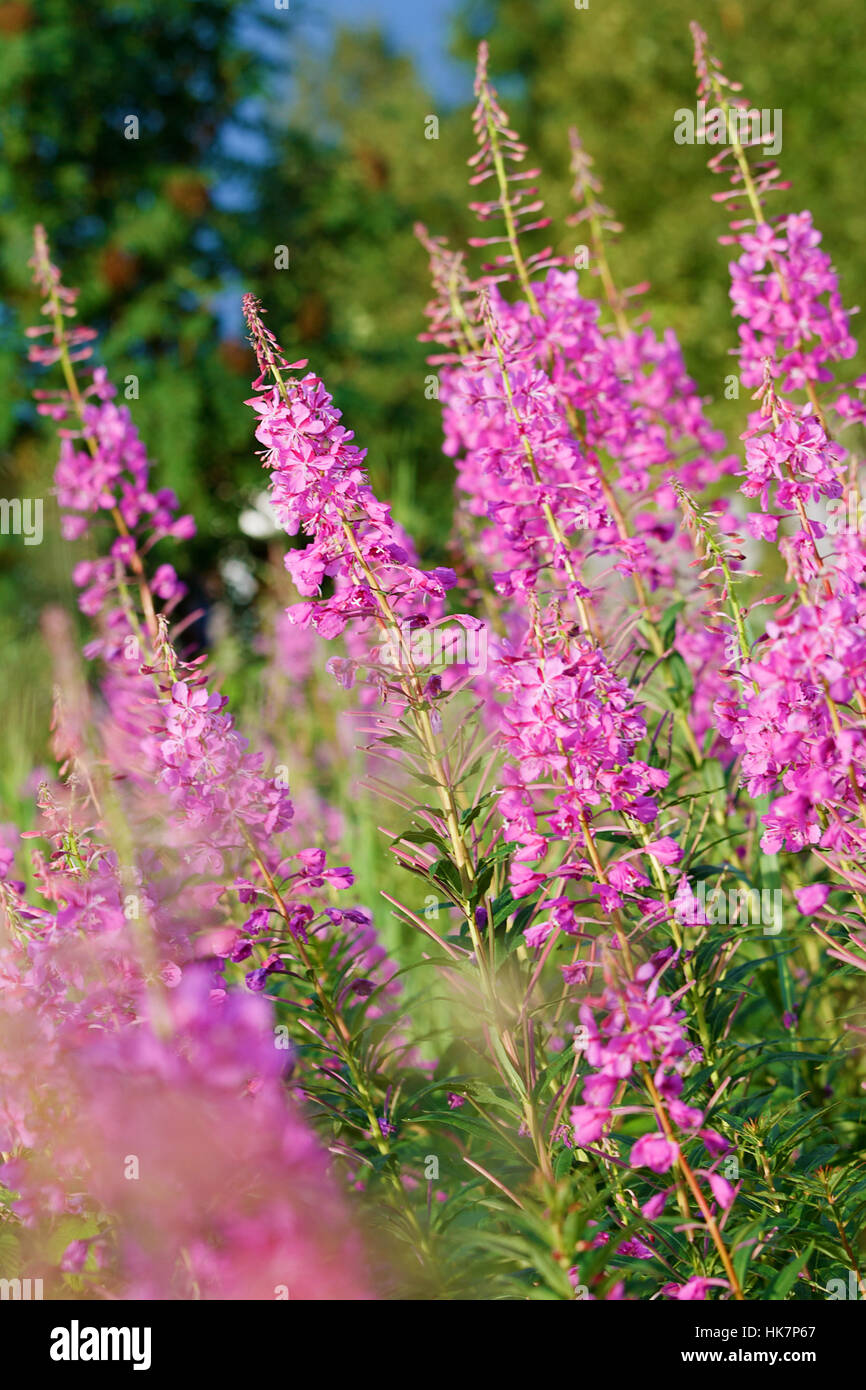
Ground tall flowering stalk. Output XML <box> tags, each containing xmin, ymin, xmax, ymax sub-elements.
<box><xmin>242</xmin><ymin>296</ymin><xmax>575</xmax><ymax>1207</ymax></box>
<box><xmin>688</xmin><ymin>28</ymin><xmax>866</xmax><ymax>950</ymax></box>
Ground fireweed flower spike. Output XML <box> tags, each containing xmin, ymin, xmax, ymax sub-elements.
<box><xmin>242</xmin><ymin>293</ymin><xmax>523</xmax><ymax>1233</ymax></box>
<box><xmin>243</xmin><ymin>296</ymin><xmax>591</xmax><ymax>1201</ymax></box>
<box><xmin>28</xmin><ymin>236</ymin><xmax>301</xmax><ymax>884</ymax></box>
<box><xmin>242</xmin><ymin>296</ymin><xmax>475</xmax><ymax>900</ymax></box>
<box><xmin>469</xmin><ymin>41</ymin><xmax>559</xmax><ymax>297</ymax></box>
<box><xmin>688</xmin><ymin>37</ymin><xmax>866</xmax><ymax>874</ymax></box>
<box><xmin>431</xmin><ymin>87</ymin><xmax>738</xmax><ymax>783</ymax></box>
<box><xmin>244</xmin><ymin>366</ymin><xmax>456</xmax><ymax>643</ymax></box>
<box><xmin>243</xmin><ymin>295</ymin><xmax>475</xmax><ymax>879</ymax></box>
<box><xmin>690</xmin><ymin>24</ymin><xmax>856</xmax><ymax>416</ymax></box>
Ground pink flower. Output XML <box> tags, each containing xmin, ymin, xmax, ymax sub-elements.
<box><xmin>747</xmin><ymin>513</ymin><xmax>780</xmax><ymax>542</ymax></box>
<box><xmin>643</xmin><ymin>837</ymin><xmax>683</xmax><ymax>866</ymax></box>
<box><xmin>630</xmin><ymin>1132</ymin><xmax>679</xmax><ymax>1173</ymax></box>
<box><xmin>571</xmin><ymin>1104</ymin><xmax>611</xmax><ymax>1145</ymax></box>
<box><xmin>642</xmin><ymin>1191</ymin><xmax>668</xmax><ymax>1220</ymax></box>
<box><xmin>796</xmin><ymin>883</ymin><xmax>830</xmax><ymax>914</ymax></box>
<box><xmin>670</xmin><ymin>1276</ymin><xmax>728</xmax><ymax>1300</ymax></box>
<box><xmin>707</xmin><ymin>1172</ymin><xmax>737</xmax><ymax>1209</ymax></box>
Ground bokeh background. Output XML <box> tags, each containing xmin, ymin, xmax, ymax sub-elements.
<box><xmin>2</xmin><ymin>0</ymin><xmax>864</xmax><ymax>817</ymax></box>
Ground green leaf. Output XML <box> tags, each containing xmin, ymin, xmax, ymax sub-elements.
<box><xmin>430</xmin><ymin>856</ymin><xmax>462</xmax><ymax>895</ymax></box>
<box><xmin>767</xmin><ymin>1243</ymin><xmax>814</xmax><ymax>1299</ymax></box>
<box><xmin>664</xmin><ymin>651</ymin><xmax>694</xmax><ymax>708</ymax></box>
<box><xmin>554</xmin><ymin>1145</ymin><xmax>574</xmax><ymax>1180</ymax></box>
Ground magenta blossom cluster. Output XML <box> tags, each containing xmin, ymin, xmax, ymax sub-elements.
<box><xmin>717</xmin><ymin>597</ymin><xmax>866</xmax><ymax>853</ymax></box>
<box><xmin>247</xmin><ymin>369</ymin><xmax>455</xmax><ymax>638</ymax></box>
<box><xmin>570</xmin><ymin>960</ymin><xmax>733</xmax><ymax>1203</ymax></box>
<box><xmin>52</xmin><ymin>373</ymin><xmax>195</xmax><ymax>557</ymax></box>
<box><xmin>436</xmin><ymin>269</ymin><xmax>737</xmax><ymax>609</ymax></box>
<box><xmin>495</xmin><ymin>621</ymin><xmax>668</xmax><ymax>901</ymax></box>
<box><xmin>729</xmin><ymin>213</ymin><xmax>856</xmax><ymax>393</ymax></box>
<box><xmin>243</xmin><ymin>293</ymin><xmax>453</xmax><ymax>636</ymax></box>
<box><xmin>741</xmin><ymin>404</ymin><xmax>842</xmax><ymax>518</ymax></box>
<box><xmin>0</xmin><ymin>832</ymin><xmax>368</xmax><ymax>1300</ymax></box>
<box><xmin>158</xmin><ymin>675</ymin><xmax>293</xmax><ymax>868</ymax></box>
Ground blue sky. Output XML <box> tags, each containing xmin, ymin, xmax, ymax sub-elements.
<box><xmin>216</xmin><ymin>0</ymin><xmax>469</xmax><ymax>322</ymax></box>
<box><xmin>297</xmin><ymin>0</ymin><xmax>468</xmax><ymax>102</ymax></box>
<box><xmin>226</xmin><ymin>0</ymin><xmax>469</xmax><ymax>192</ymax></box>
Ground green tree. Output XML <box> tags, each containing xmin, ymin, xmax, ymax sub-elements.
<box><xmin>247</xmin><ymin>28</ymin><xmax>476</xmax><ymax>556</ymax></box>
<box><xmin>0</xmin><ymin>0</ymin><xmax>279</xmax><ymax>772</ymax></box>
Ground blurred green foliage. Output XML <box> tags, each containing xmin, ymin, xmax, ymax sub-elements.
<box><xmin>0</xmin><ymin>0</ymin><xmax>273</xmax><ymax>761</ymax></box>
